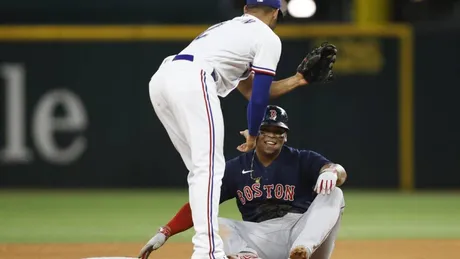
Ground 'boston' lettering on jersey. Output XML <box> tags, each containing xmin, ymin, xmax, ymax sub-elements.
<box><xmin>220</xmin><ymin>146</ymin><xmax>331</xmax><ymax>222</ymax></box>
<box><xmin>237</xmin><ymin>183</ymin><xmax>296</xmax><ymax>205</ymax></box>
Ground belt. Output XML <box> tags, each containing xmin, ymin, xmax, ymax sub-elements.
<box><xmin>172</xmin><ymin>54</ymin><xmax>217</xmax><ymax>81</ymax></box>
<box><xmin>172</xmin><ymin>54</ymin><xmax>194</xmax><ymax>62</ymax></box>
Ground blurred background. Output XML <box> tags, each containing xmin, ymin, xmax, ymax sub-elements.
<box><xmin>1</xmin><ymin>0</ymin><xmax>460</xmax><ymax>190</ymax></box>
<box><xmin>0</xmin><ymin>0</ymin><xmax>459</xmax><ymax>258</ymax></box>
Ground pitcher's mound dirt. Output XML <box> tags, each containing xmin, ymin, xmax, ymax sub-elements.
<box><xmin>1</xmin><ymin>240</ymin><xmax>459</xmax><ymax>259</ymax></box>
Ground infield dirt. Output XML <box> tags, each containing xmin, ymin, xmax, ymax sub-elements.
<box><xmin>1</xmin><ymin>240</ymin><xmax>459</xmax><ymax>259</ymax></box>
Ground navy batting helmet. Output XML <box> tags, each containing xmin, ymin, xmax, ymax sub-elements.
<box><xmin>261</xmin><ymin>105</ymin><xmax>289</xmax><ymax>131</ymax></box>
<box><xmin>245</xmin><ymin>0</ymin><xmax>287</xmax><ymax>20</ymax></box>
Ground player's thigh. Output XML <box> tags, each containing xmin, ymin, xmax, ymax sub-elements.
<box><xmin>153</xmin><ymin>106</ymin><xmax>192</xmax><ymax>170</ymax></box>
<box><xmin>165</xmin><ymin>67</ymin><xmax>225</xmax><ymax>173</ymax></box>
<box><xmin>289</xmin><ymin>188</ymin><xmax>345</xmax><ymax>246</ymax></box>
<box><xmin>218</xmin><ymin>218</ymin><xmax>252</xmax><ymax>255</ymax></box>
<box><xmin>219</xmin><ymin>217</ymin><xmax>291</xmax><ymax>259</ymax></box>
<box><xmin>148</xmin><ymin>69</ymin><xmax>192</xmax><ymax>169</ymax></box>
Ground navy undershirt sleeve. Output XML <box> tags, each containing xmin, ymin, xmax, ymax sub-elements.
<box><xmin>247</xmin><ymin>73</ymin><xmax>273</xmax><ymax>136</ymax></box>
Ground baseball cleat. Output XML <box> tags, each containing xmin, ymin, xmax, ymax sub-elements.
<box><xmin>289</xmin><ymin>245</ymin><xmax>309</xmax><ymax>259</ymax></box>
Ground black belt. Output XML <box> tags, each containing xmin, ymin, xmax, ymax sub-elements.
<box><xmin>172</xmin><ymin>54</ymin><xmax>217</xmax><ymax>81</ymax></box>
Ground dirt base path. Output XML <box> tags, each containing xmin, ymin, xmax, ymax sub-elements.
<box><xmin>1</xmin><ymin>240</ymin><xmax>459</xmax><ymax>259</ymax></box>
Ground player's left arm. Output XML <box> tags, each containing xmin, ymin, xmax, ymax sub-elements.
<box><xmin>237</xmin><ymin>72</ymin><xmax>307</xmax><ymax>100</ymax></box>
<box><xmin>237</xmin><ymin>42</ymin><xmax>337</xmax><ymax>100</ymax></box>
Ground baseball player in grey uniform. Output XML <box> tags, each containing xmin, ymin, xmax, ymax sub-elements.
<box><xmin>139</xmin><ymin>105</ymin><xmax>347</xmax><ymax>259</ymax></box>
<box><xmin>146</xmin><ymin>0</ymin><xmax>336</xmax><ymax>257</ymax></box>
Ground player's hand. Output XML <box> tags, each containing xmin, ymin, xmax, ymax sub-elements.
<box><xmin>138</xmin><ymin>226</ymin><xmax>171</xmax><ymax>259</ymax></box>
<box><xmin>314</xmin><ymin>169</ymin><xmax>338</xmax><ymax>195</ymax></box>
<box><xmin>237</xmin><ymin>129</ymin><xmax>257</xmax><ymax>152</ymax></box>
<box><xmin>297</xmin><ymin>42</ymin><xmax>337</xmax><ymax>84</ymax></box>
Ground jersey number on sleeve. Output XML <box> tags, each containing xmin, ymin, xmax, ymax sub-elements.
<box><xmin>193</xmin><ymin>22</ymin><xmax>226</xmax><ymax>41</ymax></box>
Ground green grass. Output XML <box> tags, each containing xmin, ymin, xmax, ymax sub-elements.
<box><xmin>0</xmin><ymin>189</ymin><xmax>459</xmax><ymax>243</ymax></box>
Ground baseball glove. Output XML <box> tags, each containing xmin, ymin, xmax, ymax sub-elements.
<box><xmin>297</xmin><ymin>42</ymin><xmax>337</xmax><ymax>84</ymax></box>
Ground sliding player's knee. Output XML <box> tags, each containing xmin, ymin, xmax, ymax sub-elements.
<box><xmin>315</xmin><ymin>187</ymin><xmax>345</xmax><ymax>208</ymax></box>
<box><xmin>333</xmin><ymin>187</ymin><xmax>345</xmax><ymax>212</ymax></box>
<box><xmin>218</xmin><ymin>221</ymin><xmax>235</xmax><ymax>255</ymax></box>
<box><xmin>218</xmin><ymin>219</ymin><xmax>232</xmax><ymax>238</ymax></box>
<box><xmin>331</xmin><ymin>187</ymin><xmax>345</xmax><ymax>207</ymax></box>
<box><xmin>332</xmin><ymin>187</ymin><xmax>344</xmax><ymax>201</ymax></box>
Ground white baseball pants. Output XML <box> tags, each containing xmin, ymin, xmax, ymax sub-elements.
<box><xmin>148</xmin><ymin>55</ymin><xmax>226</xmax><ymax>259</ymax></box>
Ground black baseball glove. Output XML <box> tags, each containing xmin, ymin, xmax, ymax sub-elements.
<box><xmin>297</xmin><ymin>42</ymin><xmax>337</xmax><ymax>84</ymax></box>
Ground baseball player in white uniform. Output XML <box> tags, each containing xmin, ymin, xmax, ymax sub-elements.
<box><xmin>142</xmin><ymin>0</ymin><xmax>337</xmax><ymax>258</ymax></box>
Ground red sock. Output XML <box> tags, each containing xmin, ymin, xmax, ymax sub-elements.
<box><xmin>165</xmin><ymin>202</ymin><xmax>194</xmax><ymax>236</ymax></box>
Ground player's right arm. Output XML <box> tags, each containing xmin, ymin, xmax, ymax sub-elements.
<box><xmin>237</xmin><ymin>33</ymin><xmax>282</xmax><ymax>152</ymax></box>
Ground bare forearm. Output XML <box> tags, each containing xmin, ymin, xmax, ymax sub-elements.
<box><xmin>237</xmin><ymin>73</ymin><xmax>307</xmax><ymax>100</ymax></box>
<box><xmin>335</xmin><ymin>165</ymin><xmax>347</xmax><ymax>186</ymax></box>
<box><xmin>269</xmin><ymin>73</ymin><xmax>307</xmax><ymax>99</ymax></box>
